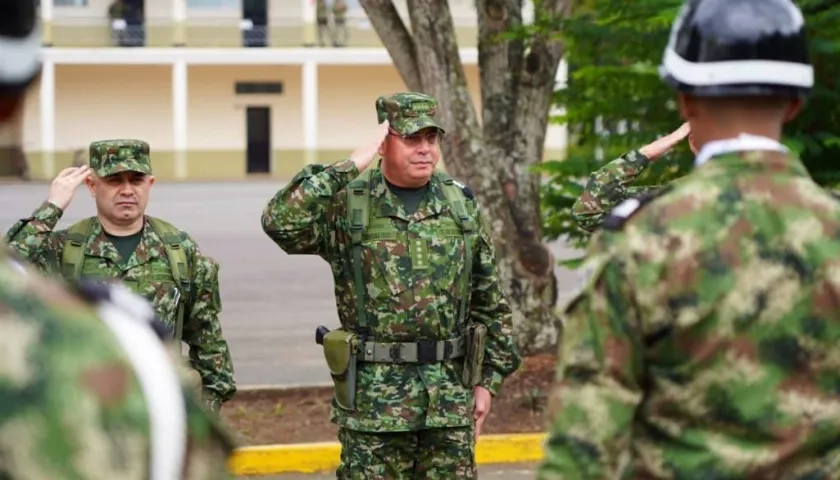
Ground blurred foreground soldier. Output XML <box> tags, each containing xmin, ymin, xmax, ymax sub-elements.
<box><xmin>3</xmin><ymin>139</ymin><xmax>236</xmax><ymax>413</ymax></box>
<box><xmin>0</xmin><ymin>2</ymin><xmax>235</xmax><ymax>477</ymax></box>
<box><xmin>572</xmin><ymin>122</ymin><xmax>696</xmax><ymax>232</ymax></box>
<box><xmin>0</xmin><ymin>246</ymin><xmax>236</xmax><ymax>479</ymax></box>
<box><xmin>261</xmin><ymin>92</ymin><xmax>521</xmax><ymax>478</ymax></box>
<box><xmin>537</xmin><ymin>0</ymin><xmax>835</xmax><ymax>478</ymax></box>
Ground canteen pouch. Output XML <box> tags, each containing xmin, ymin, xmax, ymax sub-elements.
<box><xmin>461</xmin><ymin>323</ymin><xmax>487</xmax><ymax>387</ymax></box>
<box><xmin>322</xmin><ymin>329</ymin><xmax>359</xmax><ymax>411</ymax></box>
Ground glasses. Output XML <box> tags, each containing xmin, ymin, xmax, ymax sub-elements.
<box><xmin>388</xmin><ymin>128</ymin><xmax>442</xmax><ymax>147</ymax></box>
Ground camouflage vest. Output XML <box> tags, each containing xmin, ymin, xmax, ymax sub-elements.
<box><xmin>345</xmin><ymin>169</ymin><xmax>476</xmax><ymax>335</ymax></box>
<box><xmin>61</xmin><ymin>217</ymin><xmax>192</xmax><ymax>343</ymax></box>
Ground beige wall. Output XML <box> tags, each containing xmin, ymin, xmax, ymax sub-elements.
<box><xmin>17</xmin><ymin>64</ymin><xmax>479</xmax><ymax>146</ymax></box>
<box><xmin>10</xmin><ymin>62</ymin><xmax>566</xmax><ymax>180</ymax></box>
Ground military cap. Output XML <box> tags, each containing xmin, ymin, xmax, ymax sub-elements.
<box><xmin>375</xmin><ymin>92</ymin><xmax>446</xmax><ymax>135</ymax></box>
<box><xmin>89</xmin><ymin>139</ymin><xmax>153</xmax><ymax>177</ymax></box>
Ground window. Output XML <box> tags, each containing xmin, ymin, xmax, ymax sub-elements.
<box><xmin>187</xmin><ymin>0</ymin><xmax>238</xmax><ymax>7</ymax></box>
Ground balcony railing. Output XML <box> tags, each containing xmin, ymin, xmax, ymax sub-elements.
<box><xmin>44</xmin><ymin>14</ymin><xmax>481</xmax><ymax>48</ymax></box>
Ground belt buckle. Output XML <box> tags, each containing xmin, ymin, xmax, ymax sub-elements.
<box><xmin>389</xmin><ymin>343</ymin><xmax>403</xmax><ymax>363</ymax></box>
<box><xmin>417</xmin><ymin>340</ymin><xmax>437</xmax><ymax>363</ymax></box>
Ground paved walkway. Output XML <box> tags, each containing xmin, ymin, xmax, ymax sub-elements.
<box><xmin>0</xmin><ymin>181</ymin><xmax>584</xmax><ymax>387</ymax></box>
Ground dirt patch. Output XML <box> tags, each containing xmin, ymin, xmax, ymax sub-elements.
<box><xmin>220</xmin><ymin>353</ymin><xmax>558</xmax><ymax>445</ymax></box>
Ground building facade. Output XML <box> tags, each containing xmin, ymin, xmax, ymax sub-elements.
<box><xmin>2</xmin><ymin>0</ymin><xmax>566</xmax><ymax>180</ymax></box>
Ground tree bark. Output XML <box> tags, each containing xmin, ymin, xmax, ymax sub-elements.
<box><xmin>360</xmin><ymin>0</ymin><xmax>573</xmax><ymax>352</ymax></box>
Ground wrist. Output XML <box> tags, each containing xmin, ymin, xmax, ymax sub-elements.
<box><xmin>46</xmin><ymin>199</ymin><xmax>67</xmax><ymax>211</ymax></box>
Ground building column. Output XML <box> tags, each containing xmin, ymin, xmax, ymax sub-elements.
<box><xmin>172</xmin><ymin>0</ymin><xmax>186</xmax><ymax>46</ymax></box>
<box><xmin>39</xmin><ymin>59</ymin><xmax>55</xmax><ymax>179</ymax></box>
<box><xmin>302</xmin><ymin>60</ymin><xmax>318</xmax><ymax>165</ymax></box>
<box><xmin>172</xmin><ymin>60</ymin><xmax>188</xmax><ymax>178</ymax></box>
<box><xmin>545</xmin><ymin>59</ymin><xmax>569</xmax><ymax>159</ymax></box>
<box><xmin>41</xmin><ymin>0</ymin><xmax>53</xmax><ymax>46</ymax></box>
<box><xmin>302</xmin><ymin>0</ymin><xmax>316</xmax><ymax>47</ymax></box>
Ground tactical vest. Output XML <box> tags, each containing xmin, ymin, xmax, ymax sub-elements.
<box><xmin>61</xmin><ymin>216</ymin><xmax>192</xmax><ymax>343</ymax></box>
<box><xmin>345</xmin><ymin>169</ymin><xmax>476</xmax><ymax>336</ymax></box>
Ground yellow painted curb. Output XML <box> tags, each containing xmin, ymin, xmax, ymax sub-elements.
<box><xmin>228</xmin><ymin>433</ymin><xmax>548</xmax><ymax>475</ymax></box>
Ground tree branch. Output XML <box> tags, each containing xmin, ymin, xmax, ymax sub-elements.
<box><xmin>359</xmin><ymin>0</ymin><xmax>423</xmax><ymax>92</ymax></box>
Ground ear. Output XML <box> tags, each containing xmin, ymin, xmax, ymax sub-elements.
<box><xmin>378</xmin><ymin>139</ymin><xmax>387</xmax><ymax>157</ymax></box>
<box><xmin>782</xmin><ymin>97</ymin><xmax>804</xmax><ymax>123</ymax></box>
<box><xmin>677</xmin><ymin>93</ymin><xmax>697</xmax><ymax>122</ymax></box>
<box><xmin>148</xmin><ymin>175</ymin><xmax>156</xmax><ymax>187</ymax></box>
<box><xmin>85</xmin><ymin>176</ymin><xmax>95</xmax><ymax>196</ymax></box>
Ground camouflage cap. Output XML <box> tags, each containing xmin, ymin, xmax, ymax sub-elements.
<box><xmin>375</xmin><ymin>92</ymin><xmax>445</xmax><ymax>135</ymax></box>
<box><xmin>89</xmin><ymin>139</ymin><xmax>153</xmax><ymax>177</ymax></box>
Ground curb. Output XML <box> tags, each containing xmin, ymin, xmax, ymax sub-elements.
<box><xmin>227</xmin><ymin>433</ymin><xmax>548</xmax><ymax>475</ymax></box>
<box><xmin>236</xmin><ymin>382</ymin><xmax>333</xmax><ymax>392</ymax></box>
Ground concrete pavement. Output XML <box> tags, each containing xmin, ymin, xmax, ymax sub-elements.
<box><xmin>0</xmin><ymin>181</ymin><xmax>584</xmax><ymax>387</ymax></box>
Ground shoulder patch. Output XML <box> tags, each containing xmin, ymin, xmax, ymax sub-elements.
<box><xmin>452</xmin><ymin>179</ymin><xmax>474</xmax><ymax>199</ymax></box>
<box><xmin>603</xmin><ymin>192</ymin><xmax>658</xmax><ymax>231</ymax></box>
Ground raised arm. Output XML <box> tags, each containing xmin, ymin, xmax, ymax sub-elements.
<box><xmin>573</xmin><ymin>123</ymin><xmax>692</xmax><ymax>232</ymax></box>
<box><xmin>260</xmin><ymin>159</ymin><xmax>359</xmax><ymax>257</ymax></box>
<box><xmin>4</xmin><ymin>166</ymin><xmax>93</xmax><ymax>273</ymax></box>
<box><xmin>260</xmin><ymin>122</ymin><xmax>389</xmax><ymax>258</ymax></box>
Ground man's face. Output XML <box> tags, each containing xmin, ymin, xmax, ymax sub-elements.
<box><xmin>86</xmin><ymin>171</ymin><xmax>154</xmax><ymax>224</ymax></box>
<box><xmin>379</xmin><ymin>126</ymin><xmax>442</xmax><ymax>187</ymax></box>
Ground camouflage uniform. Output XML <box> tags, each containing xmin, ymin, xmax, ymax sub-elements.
<box><xmin>572</xmin><ymin>149</ymin><xmax>665</xmax><ymax>233</ymax></box>
<box><xmin>0</xmin><ymin>244</ymin><xmax>236</xmax><ymax>479</ymax></box>
<box><xmin>538</xmin><ymin>0</ymin><xmax>829</xmax><ymax>477</ymax></box>
<box><xmin>316</xmin><ymin>0</ymin><xmax>330</xmax><ymax>47</ymax></box>
<box><xmin>261</xmin><ymin>92</ymin><xmax>521</xmax><ymax>478</ymax></box>
<box><xmin>539</xmin><ymin>147</ymin><xmax>840</xmax><ymax>478</ymax></box>
<box><xmin>3</xmin><ymin>140</ymin><xmax>236</xmax><ymax>412</ymax></box>
<box><xmin>331</xmin><ymin>0</ymin><xmax>348</xmax><ymax>47</ymax></box>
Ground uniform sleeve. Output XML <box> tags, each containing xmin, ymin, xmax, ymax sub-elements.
<box><xmin>572</xmin><ymin>150</ymin><xmax>658</xmax><ymax>233</ymax></box>
<box><xmin>260</xmin><ymin>158</ymin><xmax>359</xmax><ymax>258</ymax></box>
<box><xmin>3</xmin><ymin>202</ymin><xmax>67</xmax><ymax>274</ymax></box>
<box><xmin>182</xmin><ymin>251</ymin><xmax>236</xmax><ymax>411</ymax></box>
<box><xmin>536</xmin><ymin>250</ymin><xmax>645</xmax><ymax>479</ymax></box>
<box><xmin>469</xmin><ymin>208</ymin><xmax>522</xmax><ymax>395</ymax></box>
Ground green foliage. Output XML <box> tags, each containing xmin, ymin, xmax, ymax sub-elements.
<box><xmin>540</xmin><ymin>0</ymin><xmax>840</xmax><ymax>255</ymax></box>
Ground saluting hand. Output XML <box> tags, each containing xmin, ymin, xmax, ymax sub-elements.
<box><xmin>350</xmin><ymin>120</ymin><xmax>390</xmax><ymax>173</ymax></box>
<box><xmin>47</xmin><ymin>166</ymin><xmax>91</xmax><ymax>210</ymax></box>
<box><xmin>639</xmin><ymin>122</ymin><xmax>692</xmax><ymax>161</ymax></box>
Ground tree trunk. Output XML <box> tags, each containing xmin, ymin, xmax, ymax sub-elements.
<box><xmin>360</xmin><ymin>0</ymin><xmax>572</xmax><ymax>353</ymax></box>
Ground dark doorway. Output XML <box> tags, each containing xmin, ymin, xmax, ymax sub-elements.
<box><xmin>120</xmin><ymin>0</ymin><xmax>145</xmax><ymax>47</ymax></box>
<box><xmin>246</xmin><ymin>107</ymin><xmax>271</xmax><ymax>174</ymax></box>
<box><xmin>242</xmin><ymin>0</ymin><xmax>268</xmax><ymax>47</ymax></box>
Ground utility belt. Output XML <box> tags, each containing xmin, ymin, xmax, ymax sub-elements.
<box><xmin>361</xmin><ymin>337</ymin><xmax>464</xmax><ymax>363</ymax></box>
<box><xmin>315</xmin><ymin>324</ymin><xmax>486</xmax><ymax>412</ymax></box>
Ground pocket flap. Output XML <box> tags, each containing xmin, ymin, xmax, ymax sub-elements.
<box><xmin>323</xmin><ymin>330</ymin><xmax>356</xmax><ymax>375</ymax></box>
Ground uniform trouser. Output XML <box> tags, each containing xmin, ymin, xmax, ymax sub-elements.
<box><xmin>336</xmin><ymin>425</ymin><xmax>477</xmax><ymax>479</ymax></box>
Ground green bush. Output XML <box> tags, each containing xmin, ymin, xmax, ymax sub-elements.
<box><xmin>540</xmin><ymin>0</ymin><xmax>840</xmax><ymax>266</ymax></box>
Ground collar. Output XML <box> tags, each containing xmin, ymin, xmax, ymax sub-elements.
<box><xmin>694</xmin><ymin>134</ymin><xmax>788</xmax><ymax>167</ymax></box>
